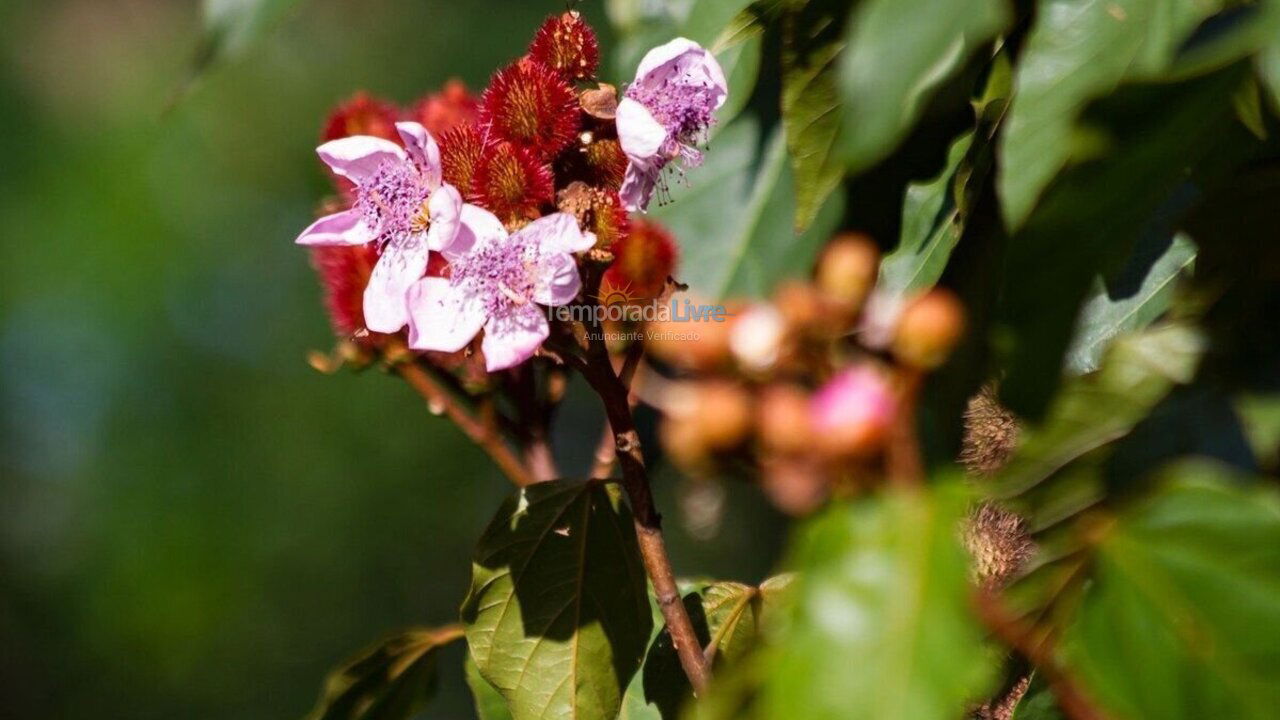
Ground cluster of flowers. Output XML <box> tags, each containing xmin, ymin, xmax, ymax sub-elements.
<box><xmin>297</xmin><ymin>12</ymin><xmax>725</xmax><ymax>374</ymax></box>
<box><xmin>645</xmin><ymin>233</ymin><xmax>966</xmax><ymax>515</ymax></box>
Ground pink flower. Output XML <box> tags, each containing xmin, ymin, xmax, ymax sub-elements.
<box><xmin>295</xmin><ymin>122</ymin><xmax>463</xmax><ymax>334</ymax></box>
<box><xmin>810</xmin><ymin>366</ymin><xmax>897</xmax><ymax>457</ymax></box>
<box><xmin>405</xmin><ymin>209</ymin><xmax>594</xmax><ymax>371</ymax></box>
<box><xmin>616</xmin><ymin>38</ymin><xmax>727</xmax><ymax>211</ymax></box>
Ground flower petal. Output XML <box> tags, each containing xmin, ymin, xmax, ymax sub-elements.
<box><xmin>514</xmin><ymin>212</ymin><xmax>594</xmax><ymax>254</ymax></box>
<box><xmin>425</xmin><ymin>185</ymin><xmax>463</xmax><ymax>251</ymax></box>
<box><xmin>481</xmin><ymin>304</ymin><xmax>549</xmax><ymax>372</ymax></box>
<box><xmin>295</xmin><ymin>209</ymin><xmax>375</xmax><ymax>246</ymax></box>
<box><xmin>396</xmin><ymin>122</ymin><xmax>443</xmax><ymax>188</ymax></box>
<box><xmin>363</xmin><ymin>238</ymin><xmax>431</xmax><ymax>333</ymax></box>
<box><xmin>620</xmin><ymin>161</ymin><xmax>659</xmax><ymax>212</ymax></box>
<box><xmin>634</xmin><ymin>38</ymin><xmax>728</xmax><ymax>110</ymax></box>
<box><xmin>316</xmin><ymin>136</ymin><xmax>407</xmax><ymax>184</ymax></box>
<box><xmin>616</xmin><ymin>97</ymin><xmax>668</xmax><ymax>161</ymax></box>
<box><xmin>532</xmin><ymin>252</ymin><xmax>582</xmax><ymax>306</ymax></box>
<box><xmin>405</xmin><ymin>276</ymin><xmax>487</xmax><ymax>352</ymax></box>
<box><xmin>444</xmin><ymin>204</ymin><xmax>506</xmax><ymax>259</ymax></box>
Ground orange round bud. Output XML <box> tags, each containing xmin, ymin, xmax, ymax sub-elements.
<box><xmin>893</xmin><ymin>289</ymin><xmax>966</xmax><ymax>369</ymax></box>
<box><xmin>757</xmin><ymin>385</ymin><xmax>814</xmax><ymax>455</ymax></box>
<box><xmin>646</xmin><ymin>303</ymin><xmax>734</xmax><ymax>372</ymax></box>
<box><xmin>816</xmin><ymin>233</ymin><xmax>879</xmax><ymax>310</ymax></box>
<box><xmin>811</xmin><ymin>366</ymin><xmax>896</xmax><ymax>458</ymax></box>
<box><xmin>693</xmin><ymin>382</ymin><xmax>754</xmax><ymax>451</ymax></box>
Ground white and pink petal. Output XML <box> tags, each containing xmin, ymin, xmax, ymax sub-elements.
<box><xmin>481</xmin><ymin>304</ymin><xmax>549</xmax><ymax>372</ymax></box>
<box><xmin>316</xmin><ymin>136</ymin><xmax>406</xmax><ymax>185</ymax></box>
<box><xmin>363</xmin><ymin>239</ymin><xmax>432</xmax><ymax>333</ymax></box>
<box><xmin>395</xmin><ymin>122</ymin><xmax>443</xmax><ymax>188</ymax></box>
<box><xmin>295</xmin><ymin>209</ymin><xmax>376</xmax><ymax>247</ymax></box>
<box><xmin>405</xmin><ymin>277</ymin><xmax>488</xmax><ymax>353</ymax></box>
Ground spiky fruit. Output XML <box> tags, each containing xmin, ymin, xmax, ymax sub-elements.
<box><xmin>411</xmin><ymin>79</ymin><xmax>480</xmax><ymax>136</ymax></box>
<box><xmin>528</xmin><ymin>11</ymin><xmax>600</xmax><ymax>81</ymax></box>
<box><xmin>309</xmin><ymin>243</ymin><xmax>382</xmax><ymax>342</ymax></box>
<box><xmin>558</xmin><ymin>182</ymin><xmax>630</xmax><ymax>253</ymax></box>
<box><xmin>439</xmin><ymin>123</ymin><xmax>490</xmax><ymax>199</ymax></box>
<box><xmin>471</xmin><ymin>140</ymin><xmax>554</xmax><ymax>225</ymax></box>
<box><xmin>559</xmin><ymin>132</ymin><xmax>628</xmax><ymax>189</ymax></box>
<box><xmin>964</xmin><ymin>503</ymin><xmax>1033</xmax><ymax>590</ymax></box>
<box><xmin>481</xmin><ymin>59</ymin><xmax>580</xmax><ymax>159</ymax></box>
<box><xmin>600</xmin><ymin>218</ymin><xmax>676</xmax><ymax>302</ymax></box>
<box><xmin>322</xmin><ymin>91</ymin><xmax>400</xmax><ymax>143</ymax></box>
<box><xmin>960</xmin><ymin>385</ymin><xmax>1020</xmax><ymax>476</ymax></box>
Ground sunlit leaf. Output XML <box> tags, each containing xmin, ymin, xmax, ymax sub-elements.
<box><xmin>461</xmin><ymin>480</ymin><xmax>652</xmax><ymax>720</ymax></box>
<box><xmin>1064</xmin><ymin>461</ymin><xmax>1280</xmax><ymax>719</ymax></box>
<box><xmin>1063</xmin><ymin>233</ymin><xmax>1196</xmax><ymax>375</ymax></box>
<box><xmin>305</xmin><ymin>626</ymin><xmax>462</xmax><ymax>720</ymax></box>
<box><xmin>466</xmin><ymin>654</ymin><xmax>513</xmax><ymax>720</ymax></box>
<box><xmin>838</xmin><ymin>0</ymin><xmax>1009</xmax><ymax>173</ymax></box>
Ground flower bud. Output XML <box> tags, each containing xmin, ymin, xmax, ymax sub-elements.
<box><xmin>730</xmin><ymin>304</ymin><xmax>786</xmax><ymax>373</ymax></box>
<box><xmin>892</xmin><ymin>288</ymin><xmax>966</xmax><ymax>369</ymax></box>
<box><xmin>816</xmin><ymin>232</ymin><xmax>879</xmax><ymax>310</ymax></box>
<box><xmin>811</xmin><ymin>366</ymin><xmax>896</xmax><ymax>458</ymax></box>
<box><xmin>667</xmin><ymin>381</ymin><xmax>753</xmax><ymax>454</ymax></box>
<box><xmin>757</xmin><ymin>385</ymin><xmax>813</xmax><ymax>454</ymax></box>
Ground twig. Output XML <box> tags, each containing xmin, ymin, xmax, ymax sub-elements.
<box><xmin>510</xmin><ymin>365</ymin><xmax>560</xmax><ymax>482</ymax></box>
<box><xmin>395</xmin><ymin>358</ymin><xmax>534</xmax><ymax>488</ymax></box>
<box><xmin>887</xmin><ymin>367</ymin><xmax>925</xmax><ymax>487</ymax></box>
<box><xmin>589</xmin><ymin>342</ymin><xmax>645</xmax><ymax>479</ymax></box>
<box><xmin>974</xmin><ymin>589</ymin><xmax>1107</xmax><ymax>720</ymax></box>
<box><xmin>569</xmin><ymin>264</ymin><xmax>712</xmax><ymax>694</ymax></box>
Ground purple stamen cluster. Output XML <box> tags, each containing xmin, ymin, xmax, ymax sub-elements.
<box><xmin>625</xmin><ymin>75</ymin><xmax>717</xmax><ymax>150</ymax></box>
<box><xmin>356</xmin><ymin>158</ymin><xmax>432</xmax><ymax>248</ymax></box>
<box><xmin>449</xmin><ymin>236</ymin><xmax>543</xmax><ymax>316</ymax></box>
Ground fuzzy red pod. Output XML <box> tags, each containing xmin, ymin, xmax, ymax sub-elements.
<box><xmin>472</xmin><ymin>140</ymin><xmax>555</xmax><ymax>225</ymax></box>
<box><xmin>480</xmin><ymin>58</ymin><xmax>580</xmax><ymax>159</ymax></box>
<box><xmin>309</xmin><ymin>243</ymin><xmax>382</xmax><ymax>342</ymax></box>
<box><xmin>410</xmin><ymin>79</ymin><xmax>480</xmax><ymax>137</ymax></box>
<box><xmin>528</xmin><ymin>12</ymin><xmax>600</xmax><ymax>81</ymax></box>
<box><xmin>558</xmin><ymin>134</ymin><xmax>628</xmax><ymax>190</ymax></box>
<box><xmin>440</xmin><ymin>123</ymin><xmax>491</xmax><ymax>200</ymax></box>
<box><xmin>601</xmin><ymin>218</ymin><xmax>677</xmax><ymax>303</ymax></box>
<box><xmin>322</xmin><ymin>92</ymin><xmax>401</xmax><ymax>144</ymax></box>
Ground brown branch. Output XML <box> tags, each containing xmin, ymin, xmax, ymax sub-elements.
<box><xmin>974</xmin><ymin>589</ymin><xmax>1107</xmax><ymax>720</ymax></box>
<box><xmin>510</xmin><ymin>365</ymin><xmax>560</xmax><ymax>482</ymax></box>
<box><xmin>570</xmin><ymin>263</ymin><xmax>712</xmax><ymax>694</ymax></box>
<box><xmin>395</xmin><ymin>358</ymin><xmax>534</xmax><ymax>488</ymax></box>
<box><xmin>887</xmin><ymin>367</ymin><xmax>925</xmax><ymax>487</ymax></box>
<box><xmin>589</xmin><ymin>342</ymin><xmax>645</xmax><ymax>479</ymax></box>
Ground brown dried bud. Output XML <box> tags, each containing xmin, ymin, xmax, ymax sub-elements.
<box><xmin>689</xmin><ymin>381</ymin><xmax>754</xmax><ymax>451</ymax></box>
<box><xmin>757</xmin><ymin>385</ymin><xmax>814</xmax><ymax>455</ymax></box>
<box><xmin>960</xmin><ymin>386</ymin><xmax>1020</xmax><ymax>476</ymax></box>
<box><xmin>964</xmin><ymin>503</ymin><xmax>1034</xmax><ymax>590</ymax></box>
<box><xmin>893</xmin><ymin>288</ymin><xmax>966</xmax><ymax>369</ymax></box>
<box><xmin>816</xmin><ymin>232</ymin><xmax>879</xmax><ymax>310</ymax></box>
<box><xmin>581</xmin><ymin>83</ymin><xmax>618</xmax><ymax>119</ymax></box>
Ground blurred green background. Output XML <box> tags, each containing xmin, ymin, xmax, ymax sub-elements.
<box><xmin>0</xmin><ymin>1</ymin><xmax>786</xmax><ymax>717</ymax></box>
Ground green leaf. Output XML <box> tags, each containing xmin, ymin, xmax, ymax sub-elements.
<box><xmin>649</xmin><ymin>114</ymin><xmax>846</xmax><ymax>300</ymax></box>
<box><xmin>1064</xmin><ymin>461</ymin><xmax>1280</xmax><ymax>719</ymax></box>
<box><xmin>1262</xmin><ymin>38</ymin><xmax>1280</xmax><ymax>111</ymax></box>
<box><xmin>753</xmin><ymin>484</ymin><xmax>996</xmax><ymax>720</ymax></box>
<box><xmin>461</xmin><ymin>480</ymin><xmax>652</xmax><ymax>720</ymax></box>
<box><xmin>838</xmin><ymin>0</ymin><xmax>1009</xmax><ymax>173</ymax></box>
<box><xmin>181</xmin><ymin>0</ymin><xmax>304</xmax><ymax>99</ymax></box>
<box><xmin>995</xmin><ymin>66</ymin><xmax>1249</xmax><ymax>417</ymax></box>
<box><xmin>1063</xmin><ymin>233</ymin><xmax>1197</xmax><ymax>375</ymax></box>
<box><xmin>780</xmin><ymin>0</ymin><xmax>847</xmax><ymax>232</ymax></box>
<box><xmin>466</xmin><ymin>655</ymin><xmax>513</xmax><ymax>720</ymax></box>
<box><xmin>877</xmin><ymin>131</ymin><xmax>974</xmax><ymax>301</ymax></box>
<box><xmin>998</xmin><ymin>0</ymin><xmax>1225</xmax><ymax>228</ymax></box>
<box><xmin>1010</xmin><ymin>674</ymin><xmax>1066</xmax><ymax>720</ymax></box>
<box><xmin>304</xmin><ymin>626</ymin><xmax>462</xmax><ymax>720</ymax></box>
<box><xmin>1234</xmin><ymin>391</ymin><xmax>1280</xmax><ymax>472</ymax></box>
<box><xmin>629</xmin><ymin>575</ymin><xmax>795</xmax><ymax>718</ymax></box>
<box><xmin>993</xmin><ymin>324</ymin><xmax>1205</xmax><ymax>526</ymax></box>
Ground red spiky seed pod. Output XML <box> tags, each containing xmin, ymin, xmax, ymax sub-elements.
<box><xmin>322</xmin><ymin>91</ymin><xmax>401</xmax><ymax>143</ymax></box>
<box><xmin>440</xmin><ymin>123</ymin><xmax>491</xmax><ymax>199</ymax></box>
<box><xmin>480</xmin><ymin>59</ymin><xmax>580</xmax><ymax>159</ymax></box>
<box><xmin>559</xmin><ymin>133</ymin><xmax>629</xmax><ymax>189</ymax></box>
<box><xmin>528</xmin><ymin>12</ymin><xmax>600</xmax><ymax>81</ymax></box>
<box><xmin>410</xmin><ymin>79</ymin><xmax>480</xmax><ymax>137</ymax></box>
<box><xmin>309</xmin><ymin>243</ymin><xmax>383</xmax><ymax>343</ymax></box>
<box><xmin>601</xmin><ymin>218</ymin><xmax>677</xmax><ymax>302</ymax></box>
<box><xmin>472</xmin><ymin>140</ymin><xmax>555</xmax><ymax>225</ymax></box>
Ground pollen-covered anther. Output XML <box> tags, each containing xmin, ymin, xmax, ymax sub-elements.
<box><xmin>481</xmin><ymin>59</ymin><xmax>580</xmax><ymax>158</ymax></box>
<box><xmin>528</xmin><ymin>11</ymin><xmax>600</xmax><ymax>81</ymax></box>
<box><xmin>473</xmin><ymin>141</ymin><xmax>554</xmax><ymax>225</ymax></box>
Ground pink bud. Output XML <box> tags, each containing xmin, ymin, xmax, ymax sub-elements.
<box><xmin>810</xmin><ymin>366</ymin><xmax>896</xmax><ymax>458</ymax></box>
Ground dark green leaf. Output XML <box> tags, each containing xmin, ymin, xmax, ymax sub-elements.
<box><xmin>461</xmin><ymin>480</ymin><xmax>652</xmax><ymax>720</ymax></box>
<box><xmin>993</xmin><ymin>324</ymin><xmax>1205</xmax><ymax>526</ymax></box>
<box><xmin>998</xmin><ymin>0</ymin><xmax>1223</xmax><ymax>228</ymax></box>
<box><xmin>995</xmin><ymin>66</ymin><xmax>1249</xmax><ymax>417</ymax></box>
<box><xmin>1063</xmin><ymin>233</ymin><xmax>1196</xmax><ymax>375</ymax></box>
<box><xmin>466</xmin><ymin>654</ymin><xmax>513</xmax><ymax>720</ymax></box>
<box><xmin>1010</xmin><ymin>674</ymin><xmax>1066</xmax><ymax>720</ymax></box>
<box><xmin>780</xmin><ymin>0</ymin><xmax>847</xmax><ymax>231</ymax></box>
<box><xmin>838</xmin><ymin>0</ymin><xmax>1009</xmax><ymax>173</ymax></box>
<box><xmin>742</xmin><ymin>484</ymin><xmax>996</xmax><ymax>720</ymax></box>
<box><xmin>305</xmin><ymin>626</ymin><xmax>462</xmax><ymax>720</ymax></box>
<box><xmin>1234</xmin><ymin>391</ymin><xmax>1280</xmax><ymax>472</ymax></box>
<box><xmin>1064</xmin><ymin>461</ymin><xmax>1280</xmax><ymax>719</ymax></box>
<box><xmin>650</xmin><ymin>115</ymin><xmax>845</xmax><ymax>300</ymax></box>
<box><xmin>1262</xmin><ymin>38</ymin><xmax>1280</xmax><ymax>110</ymax></box>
